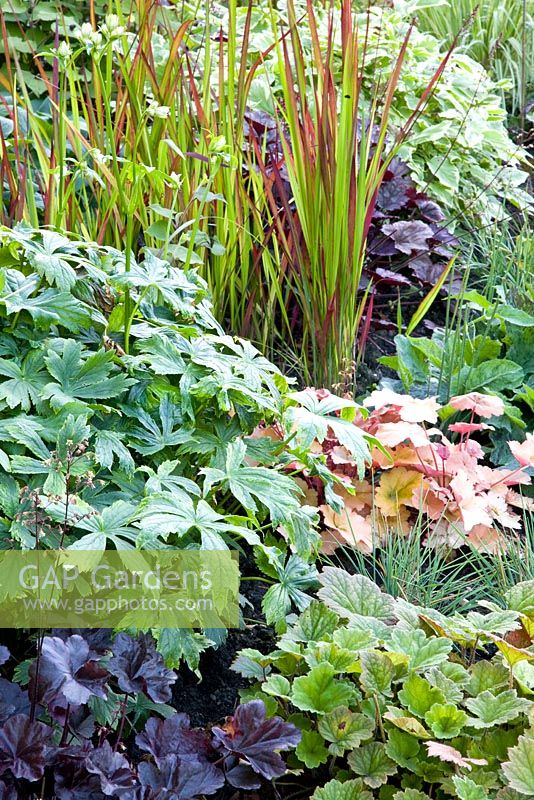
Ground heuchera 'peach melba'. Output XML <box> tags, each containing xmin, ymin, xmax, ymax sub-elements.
<box><xmin>283</xmin><ymin>390</ymin><xmax>532</xmax><ymax>555</ymax></box>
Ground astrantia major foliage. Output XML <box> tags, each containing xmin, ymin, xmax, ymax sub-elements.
<box><xmin>0</xmin><ymin>226</ymin><xmax>372</xmax><ymax>660</ymax></box>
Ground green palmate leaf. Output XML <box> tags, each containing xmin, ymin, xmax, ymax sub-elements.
<box><xmin>385</xmin><ymin>628</ymin><xmax>452</xmax><ymax>671</ymax></box>
<box><xmin>452</xmin><ymin>777</ymin><xmax>487</xmax><ymax>800</ymax></box>
<box><xmin>291</xmin><ymin>664</ymin><xmax>356</xmax><ymax>714</ymax></box>
<box><xmin>232</xmin><ymin>649</ymin><xmax>272</xmax><ymax>681</ymax></box>
<box><xmin>398</xmin><ymin>673</ymin><xmax>446</xmax><ymax>717</ymax></box>
<box><xmin>0</xmin><ymin>351</ymin><xmax>47</xmax><ymax>410</ymax></box>
<box><xmin>1</xmin><ymin>271</ymin><xmax>91</xmax><ymax>331</ymax></box>
<box><xmin>347</xmin><ymin>742</ymin><xmax>398</xmax><ymax>788</ymax></box>
<box><xmin>129</xmin><ymin>396</ymin><xmax>191</xmax><ymax>455</ymax></box>
<box><xmin>318</xmin><ymin>567</ymin><xmax>394</xmax><ymax>625</ymax></box>
<box><xmin>424</xmin><ymin>703</ymin><xmax>468</xmax><ymax>739</ymax></box>
<box><xmin>154</xmin><ymin>628</ymin><xmax>213</xmax><ymax>675</ymax></box>
<box><xmin>261</xmin><ymin>553</ymin><xmax>318</xmax><ymax>624</ymax></box>
<box><xmin>296</xmin><ymin>730</ymin><xmax>329</xmax><ymax>768</ymax></box>
<box><xmin>286</xmin><ymin>391</ymin><xmax>373</xmax><ymax>477</ymax></box>
<box><xmin>94</xmin><ymin>430</ymin><xmax>135</xmax><ymax>474</ymax></box>
<box><xmin>360</xmin><ymin>651</ymin><xmax>395</xmax><ymax>696</ymax></box>
<box><xmin>312</xmin><ymin>779</ymin><xmax>372</xmax><ymax>800</ymax></box>
<box><xmin>318</xmin><ymin>707</ymin><xmax>375</xmax><ymax>756</ymax></box>
<box><xmin>137</xmin><ymin>494</ymin><xmax>258</xmax><ymax>547</ymax></box>
<box><xmin>69</xmin><ymin>500</ymin><xmax>138</xmax><ymax>550</ymax></box>
<box><xmin>43</xmin><ymin>340</ymin><xmax>134</xmax><ymax>408</ymax></box>
<box><xmin>202</xmin><ymin>439</ymin><xmax>301</xmax><ymax>523</ymax></box>
<box><xmin>503</xmin><ymin>735</ymin><xmax>534</xmax><ymax>795</ymax></box>
<box><xmin>465</xmin><ymin>690</ymin><xmax>532</xmax><ymax>728</ymax></box>
<box><xmin>385</xmin><ymin>728</ymin><xmax>421</xmax><ymax>770</ymax></box>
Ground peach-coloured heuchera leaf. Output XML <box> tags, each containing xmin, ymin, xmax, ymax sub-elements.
<box><xmin>374</xmin><ymin>468</ymin><xmax>422</xmax><ymax>517</ymax></box>
<box><xmin>425</xmin><ymin>741</ymin><xmax>487</xmax><ymax>770</ymax></box>
<box><xmin>449</xmin><ymin>392</ymin><xmax>505</xmax><ymax>418</ymax></box>
<box><xmin>509</xmin><ymin>433</ymin><xmax>534</xmax><ymax>468</ymax></box>
<box><xmin>289</xmin><ymin>388</ymin><xmax>532</xmax><ymax>554</ymax></box>
<box><xmin>364</xmin><ymin>389</ymin><xmax>439</xmax><ymax>423</ymax></box>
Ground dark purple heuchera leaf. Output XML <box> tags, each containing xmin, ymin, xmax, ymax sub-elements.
<box><xmin>54</xmin><ymin>744</ymin><xmax>106</xmax><ymax>800</ymax></box>
<box><xmin>109</xmin><ymin>633</ymin><xmax>176</xmax><ymax>703</ymax></box>
<box><xmin>48</xmin><ymin>691</ymin><xmax>95</xmax><ymax>741</ymax></box>
<box><xmin>138</xmin><ymin>755</ymin><xmax>224</xmax><ymax>800</ymax></box>
<box><xmin>0</xmin><ymin>648</ymin><xmax>10</xmax><ymax>667</ymax></box>
<box><xmin>0</xmin><ymin>777</ymin><xmax>17</xmax><ymax>800</ymax></box>
<box><xmin>381</xmin><ymin>220</ymin><xmax>433</xmax><ymax>254</ymax></box>
<box><xmin>52</xmin><ymin>629</ymin><xmax>113</xmax><ymax>656</ymax></box>
<box><xmin>377</xmin><ymin>158</ymin><xmax>412</xmax><ymax>211</ymax></box>
<box><xmin>371</xmin><ymin>268</ymin><xmax>412</xmax><ymax>286</ymax></box>
<box><xmin>86</xmin><ymin>741</ymin><xmax>135</xmax><ymax>796</ymax></box>
<box><xmin>136</xmin><ymin>714</ymin><xmax>213</xmax><ymax>766</ymax></box>
<box><xmin>0</xmin><ymin>679</ymin><xmax>30</xmax><ymax>725</ymax></box>
<box><xmin>407</xmin><ymin>189</ymin><xmax>445</xmax><ymax>223</ymax></box>
<box><xmin>212</xmin><ymin>700</ymin><xmax>300</xmax><ymax>782</ymax></box>
<box><xmin>0</xmin><ymin>714</ymin><xmax>52</xmax><ymax>781</ymax></box>
<box><xmin>31</xmin><ymin>635</ymin><xmax>109</xmax><ymax>706</ymax></box>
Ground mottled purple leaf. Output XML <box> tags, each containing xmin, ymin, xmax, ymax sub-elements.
<box><xmin>54</xmin><ymin>744</ymin><xmax>106</xmax><ymax>800</ymax></box>
<box><xmin>52</xmin><ymin>629</ymin><xmax>113</xmax><ymax>656</ymax></box>
<box><xmin>109</xmin><ymin>633</ymin><xmax>176</xmax><ymax>703</ymax></box>
<box><xmin>212</xmin><ymin>700</ymin><xmax>300</xmax><ymax>781</ymax></box>
<box><xmin>0</xmin><ymin>679</ymin><xmax>30</xmax><ymax>725</ymax></box>
<box><xmin>0</xmin><ymin>777</ymin><xmax>17</xmax><ymax>800</ymax></box>
<box><xmin>136</xmin><ymin>714</ymin><xmax>213</xmax><ymax>766</ymax></box>
<box><xmin>32</xmin><ymin>635</ymin><xmax>109</xmax><ymax>706</ymax></box>
<box><xmin>0</xmin><ymin>714</ymin><xmax>52</xmax><ymax>781</ymax></box>
<box><xmin>371</xmin><ymin>268</ymin><xmax>412</xmax><ymax>286</ymax></box>
<box><xmin>381</xmin><ymin>221</ymin><xmax>433</xmax><ymax>254</ymax></box>
<box><xmin>86</xmin><ymin>741</ymin><xmax>135</xmax><ymax>796</ymax></box>
<box><xmin>138</xmin><ymin>755</ymin><xmax>224</xmax><ymax>800</ymax></box>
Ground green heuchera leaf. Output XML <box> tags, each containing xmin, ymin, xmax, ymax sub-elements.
<box><xmin>334</xmin><ymin>629</ymin><xmax>378</xmax><ymax>651</ymax></box>
<box><xmin>385</xmin><ymin>728</ymin><xmax>421</xmax><ymax>771</ymax></box>
<box><xmin>347</xmin><ymin>742</ymin><xmax>398</xmax><ymax>788</ymax></box>
<box><xmin>305</xmin><ymin>642</ymin><xmax>360</xmax><ymax>673</ymax></box>
<box><xmin>318</xmin><ymin>707</ymin><xmax>375</xmax><ymax>756</ymax></box>
<box><xmin>466</xmin><ymin>661</ymin><xmax>510</xmax><ymax>696</ymax></box>
<box><xmin>360</xmin><ymin>651</ymin><xmax>395</xmax><ymax>696</ymax></box>
<box><xmin>386</xmin><ymin>628</ymin><xmax>452</xmax><ymax>671</ymax></box>
<box><xmin>293</xmin><ymin>600</ymin><xmax>339</xmax><ymax>642</ymax></box>
<box><xmin>393</xmin><ymin>791</ymin><xmax>430</xmax><ymax>800</ymax></box>
<box><xmin>398</xmin><ymin>673</ymin><xmax>446</xmax><ymax>717</ymax></box>
<box><xmin>262</xmin><ymin>674</ymin><xmax>291</xmax><ymax>698</ymax></box>
<box><xmin>424</xmin><ymin>703</ymin><xmax>468</xmax><ymax>739</ymax></box>
<box><xmin>503</xmin><ymin>735</ymin><xmax>534</xmax><ymax>795</ymax></box>
<box><xmin>296</xmin><ymin>730</ymin><xmax>329</xmax><ymax>768</ymax></box>
<box><xmin>312</xmin><ymin>779</ymin><xmax>372</xmax><ymax>800</ymax></box>
<box><xmin>452</xmin><ymin>776</ymin><xmax>487</xmax><ymax>800</ymax></box>
<box><xmin>506</xmin><ymin>581</ymin><xmax>534</xmax><ymax>619</ymax></box>
<box><xmin>318</xmin><ymin>567</ymin><xmax>394</xmax><ymax>625</ymax></box>
<box><xmin>291</xmin><ymin>664</ymin><xmax>356</xmax><ymax>714</ymax></box>
<box><xmin>465</xmin><ymin>689</ymin><xmax>532</xmax><ymax>728</ymax></box>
